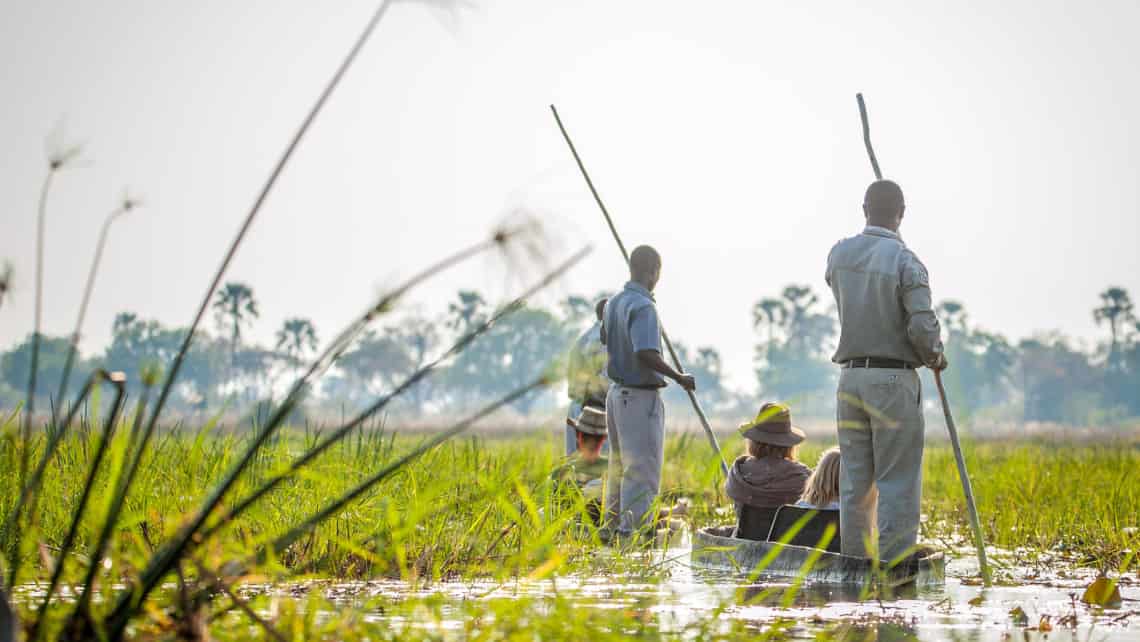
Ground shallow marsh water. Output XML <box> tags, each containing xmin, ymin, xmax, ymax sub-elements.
<box><xmin>226</xmin><ymin>538</ymin><xmax>1139</xmax><ymax>641</ymax></box>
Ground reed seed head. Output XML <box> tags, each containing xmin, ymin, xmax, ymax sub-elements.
<box><xmin>492</xmin><ymin>209</ymin><xmax>554</xmax><ymax>284</ymax></box>
<box><xmin>45</xmin><ymin>126</ymin><xmax>85</xmax><ymax>171</ymax></box>
<box><xmin>140</xmin><ymin>361</ymin><xmax>163</xmax><ymax>387</ymax></box>
<box><xmin>0</xmin><ymin>260</ymin><xmax>12</xmax><ymax>293</ymax></box>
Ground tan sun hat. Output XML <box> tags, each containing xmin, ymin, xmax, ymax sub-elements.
<box><xmin>738</xmin><ymin>402</ymin><xmax>806</xmax><ymax>447</ymax></box>
<box><xmin>569</xmin><ymin>405</ymin><xmax>607</xmax><ymax>436</ymax></box>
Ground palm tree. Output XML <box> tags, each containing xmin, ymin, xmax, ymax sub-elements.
<box><xmin>275</xmin><ymin>318</ymin><xmax>318</xmax><ymax>376</ymax></box>
<box><xmin>212</xmin><ymin>282</ymin><xmax>259</xmax><ymax>370</ymax></box>
<box><xmin>780</xmin><ymin>285</ymin><xmax>820</xmax><ymax>354</ymax></box>
<box><xmin>1093</xmin><ymin>286</ymin><xmax>1135</xmax><ymax>366</ymax></box>
<box><xmin>937</xmin><ymin>300</ymin><xmax>968</xmax><ymax>333</ymax></box>
<box><xmin>446</xmin><ymin>290</ymin><xmax>487</xmax><ymax>333</ymax></box>
<box><xmin>752</xmin><ymin>297</ymin><xmax>787</xmax><ymax>350</ymax></box>
<box><xmin>781</xmin><ymin>286</ymin><xmax>818</xmax><ymax>321</ymax></box>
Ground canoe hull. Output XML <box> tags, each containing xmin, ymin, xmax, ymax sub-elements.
<box><xmin>691</xmin><ymin>526</ymin><xmax>945</xmax><ymax>587</ymax></box>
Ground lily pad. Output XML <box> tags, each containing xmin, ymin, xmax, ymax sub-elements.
<box><xmin>1009</xmin><ymin>606</ymin><xmax>1028</xmax><ymax>627</ymax></box>
<box><xmin>1080</xmin><ymin>577</ymin><xmax>1122</xmax><ymax>608</ymax></box>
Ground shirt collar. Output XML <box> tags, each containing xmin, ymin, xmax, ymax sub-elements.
<box><xmin>862</xmin><ymin>225</ymin><xmax>902</xmax><ymax>241</ymax></box>
<box><xmin>623</xmin><ymin>281</ymin><xmax>655</xmax><ymax>301</ymax></box>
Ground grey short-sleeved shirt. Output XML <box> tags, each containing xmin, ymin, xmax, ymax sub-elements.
<box><xmin>602</xmin><ymin>281</ymin><xmax>665</xmax><ymax>387</ymax></box>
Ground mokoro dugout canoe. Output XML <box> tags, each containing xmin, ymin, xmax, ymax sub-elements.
<box><xmin>691</xmin><ymin>525</ymin><xmax>946</xmax><ymax>586</ymax></box>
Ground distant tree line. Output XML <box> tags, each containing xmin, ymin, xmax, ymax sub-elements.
<box><xmin>750</xmin><ymin>284</ymin><xmax>1140</xmax><ymax>425</ymax></box>
<box><xmin>0</xmin><ymin>282</ymin><xmax>730</xmax><ymax>420</ymax></box>
<box><xmin>2</xmin><ymin>281</ymin><xmax>1137</xmax><ymax>426</ymax></box>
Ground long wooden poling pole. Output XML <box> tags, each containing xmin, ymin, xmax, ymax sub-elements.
<box><xmin>856</xmin><ymin>93</ymin><xmax>991</xmax><ymax>585</ymax></box>
<box><xmin>550</xmin><ymin>104</ymin><xmax>729</xmax><ymax>479</ymax></box>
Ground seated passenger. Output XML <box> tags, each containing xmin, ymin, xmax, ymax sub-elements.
<box><xmin>725</xmin><ymin>403</ymin><xmax>811</xmax><ymax>539</ymax></box>
<box><xmin>795</xmin><ymin>446</ymin><xmax>841</xmax><ymax>510</ymax></box>
<box><xmin>551</xmin><ymin>406</ymin><xmax>609</xmax><ymax>522</ymax></box>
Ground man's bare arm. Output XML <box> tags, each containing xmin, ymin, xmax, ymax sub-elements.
<box><xmin>636</xmin><ymin>350</ymin><xmax>696</xmax><ymax>391</ymax></box>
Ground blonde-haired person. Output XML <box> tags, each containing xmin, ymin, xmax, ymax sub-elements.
<box><xmin>796</xmin><ymin>447</ymin><xmax>842</xmax><ymax>510</ymax></box>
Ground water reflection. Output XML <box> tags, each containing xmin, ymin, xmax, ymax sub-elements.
<box><xmin>10</xmin><ymin>544</ymin><xmax>1137</xmax><ymax>640</ymax></box>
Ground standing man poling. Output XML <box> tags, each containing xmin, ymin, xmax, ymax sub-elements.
<box><xmin>564</xmin><ymin>298</ymin><xmax>610</xmax><ymax>456</ymax></box>
<box><xmin>825</xmin><ymin>180</ymin><xmax>947</xmax><ymax>562</ymax></box>
<box><xmin>602</xmin><ymin>245</ymin><xmax>695</xmax><ymax>540</ymax></box>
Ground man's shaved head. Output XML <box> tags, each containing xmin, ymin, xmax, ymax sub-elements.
<box><xmin>629</xmin><ymin>245</ymin><xmax>662</xmax><ymax>291</ymax></box>
<box><xmin>863</xmin><ymin>180</ymin><xmax>906</xmax><ymax>230</ymax></box>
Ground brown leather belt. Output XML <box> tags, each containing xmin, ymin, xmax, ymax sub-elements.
<box><xmin>843</xmin><ymin>357</ymin><xmax>917</xmax><ymax>370</ymax></box>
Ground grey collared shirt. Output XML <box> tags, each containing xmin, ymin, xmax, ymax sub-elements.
<box><xmin>602</xmin><ymin>281</ymin><xmax>665</xmax><ymax>387</ymax></box>
<box><xmin>825</xmin><ymin>225</ymin><xmax>944</xmax><ymax>367</ymax></box>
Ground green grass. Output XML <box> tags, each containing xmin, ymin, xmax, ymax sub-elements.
<box><xmin>924</xmin><ymin>440</ymin><xmax>1140</xmax><ymax>572</ymax></box>
<box><xmin>1</xmin><ymin>418</ymin><xmax>1137</xmax><ymax>639</ymax></box>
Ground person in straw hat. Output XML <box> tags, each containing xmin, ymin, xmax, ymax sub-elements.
<box><xmin>552</xmin><ymin>406</ymin><xmax>609</xmax><ymax>495</ymax></box>
<box><xmin>551</xmin><ymin>405</ymin><xmax>610</xmax><ymax>524</ymax></box>
<box><xmin>724</xmin><ymin>403</ymin><xmax>811</xmax><ymax>539</ymax></box>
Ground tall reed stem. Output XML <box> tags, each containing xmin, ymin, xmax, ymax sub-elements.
<box><xmin>53</xmin><ymin>203</ymin><xmax>132</xmax><ymax>432</ymax></box>
<box><xmin>21</xmin><ymin>171</ymin><xmax>55</xmax><ymax>495</ymax></box>
<box><xmin>549</xmin><ymin>104</ymin><xmax>729</xmax><ymax>477</ymax></box>
<box><xmin>134</xmin><ymin>0</ymin><xmax>395</xmax><ymax>495</ymax></box>
<box><xmin>101</xmin><ymin>227</ymin><xmax>533</xmax><ymax>639</ymax></box>
<box><xmin>204</xmin><ymin>246</ymin><xmax>591</xmax><ymax>538</ymax></box>
<box><xmin>854</xmin><ymin>92</ymin><xmax>990</xmax><ymax>585</ymax></box>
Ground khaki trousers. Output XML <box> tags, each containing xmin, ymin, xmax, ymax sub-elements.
<box><xmin>836</xmin><ymin>367</ymin><xmax>924</xmax><ymax>561</ymax></box>
<box><xmin>604</xmin><ymin>385</ymin><xmax>665</xmax><ymax>535</ymax></box>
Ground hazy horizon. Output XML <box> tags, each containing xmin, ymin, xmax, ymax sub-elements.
<box><xmin>3</xmin><ymin>0</ymin><xmax>1138</xmax><ymax>391</ymax></box>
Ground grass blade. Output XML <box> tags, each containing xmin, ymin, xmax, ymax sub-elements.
<box><xmin>29</xmin><ymin>374</ymin><xmax>126</xmax><ymax>641</ymax></box>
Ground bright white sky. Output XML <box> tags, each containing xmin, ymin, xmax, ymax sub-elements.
<box><xmin>2</xmin><ymin>0</ymin><xmax>1138</xmax><ymax>391</ymax></box>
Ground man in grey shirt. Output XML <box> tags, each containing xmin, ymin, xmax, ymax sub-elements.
<box><xmin>825</xmin><ymin>180</ymin><xmax>947</xmax><ymax>562</ymax></box>
<box><xmin>602</xmin><ymin>245</ymin><xmax>695</xmax><ymax>539</ymax></box>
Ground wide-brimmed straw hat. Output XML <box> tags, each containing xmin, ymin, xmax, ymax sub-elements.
<box><xmin>569</xmin><ymin>405</ymin><xmax>607</xmax><ymax>436</ymax></box>
<box><xmin>738</xmin><ymin>402</ymin><xmax>805</xmax><ymax>447</ymax></box>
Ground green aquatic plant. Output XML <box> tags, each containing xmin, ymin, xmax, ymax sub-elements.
<box><xmin>28</xmin><ymin>372</ymin><xmax>126</xmax><ymax>641</ymax></box>
<box><xmin>4</xmin><ymin>370</ymin><xmax>117</xmax><ymax>588</ymax></box>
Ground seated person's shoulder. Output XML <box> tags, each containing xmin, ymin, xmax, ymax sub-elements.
<box><xmin>550</xmin><ymin>461</ymin><xmax>573</xmax><ymax>483</ymax></box>
<box><xmin>578</xmin><ymin>456</ymin><xmax>608</xmax><ymax>481</ymax></box>
<box><xmin>552</xmin><ymin>455</ymin><xmax>607</xmax><ymax>486</ymax></box>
